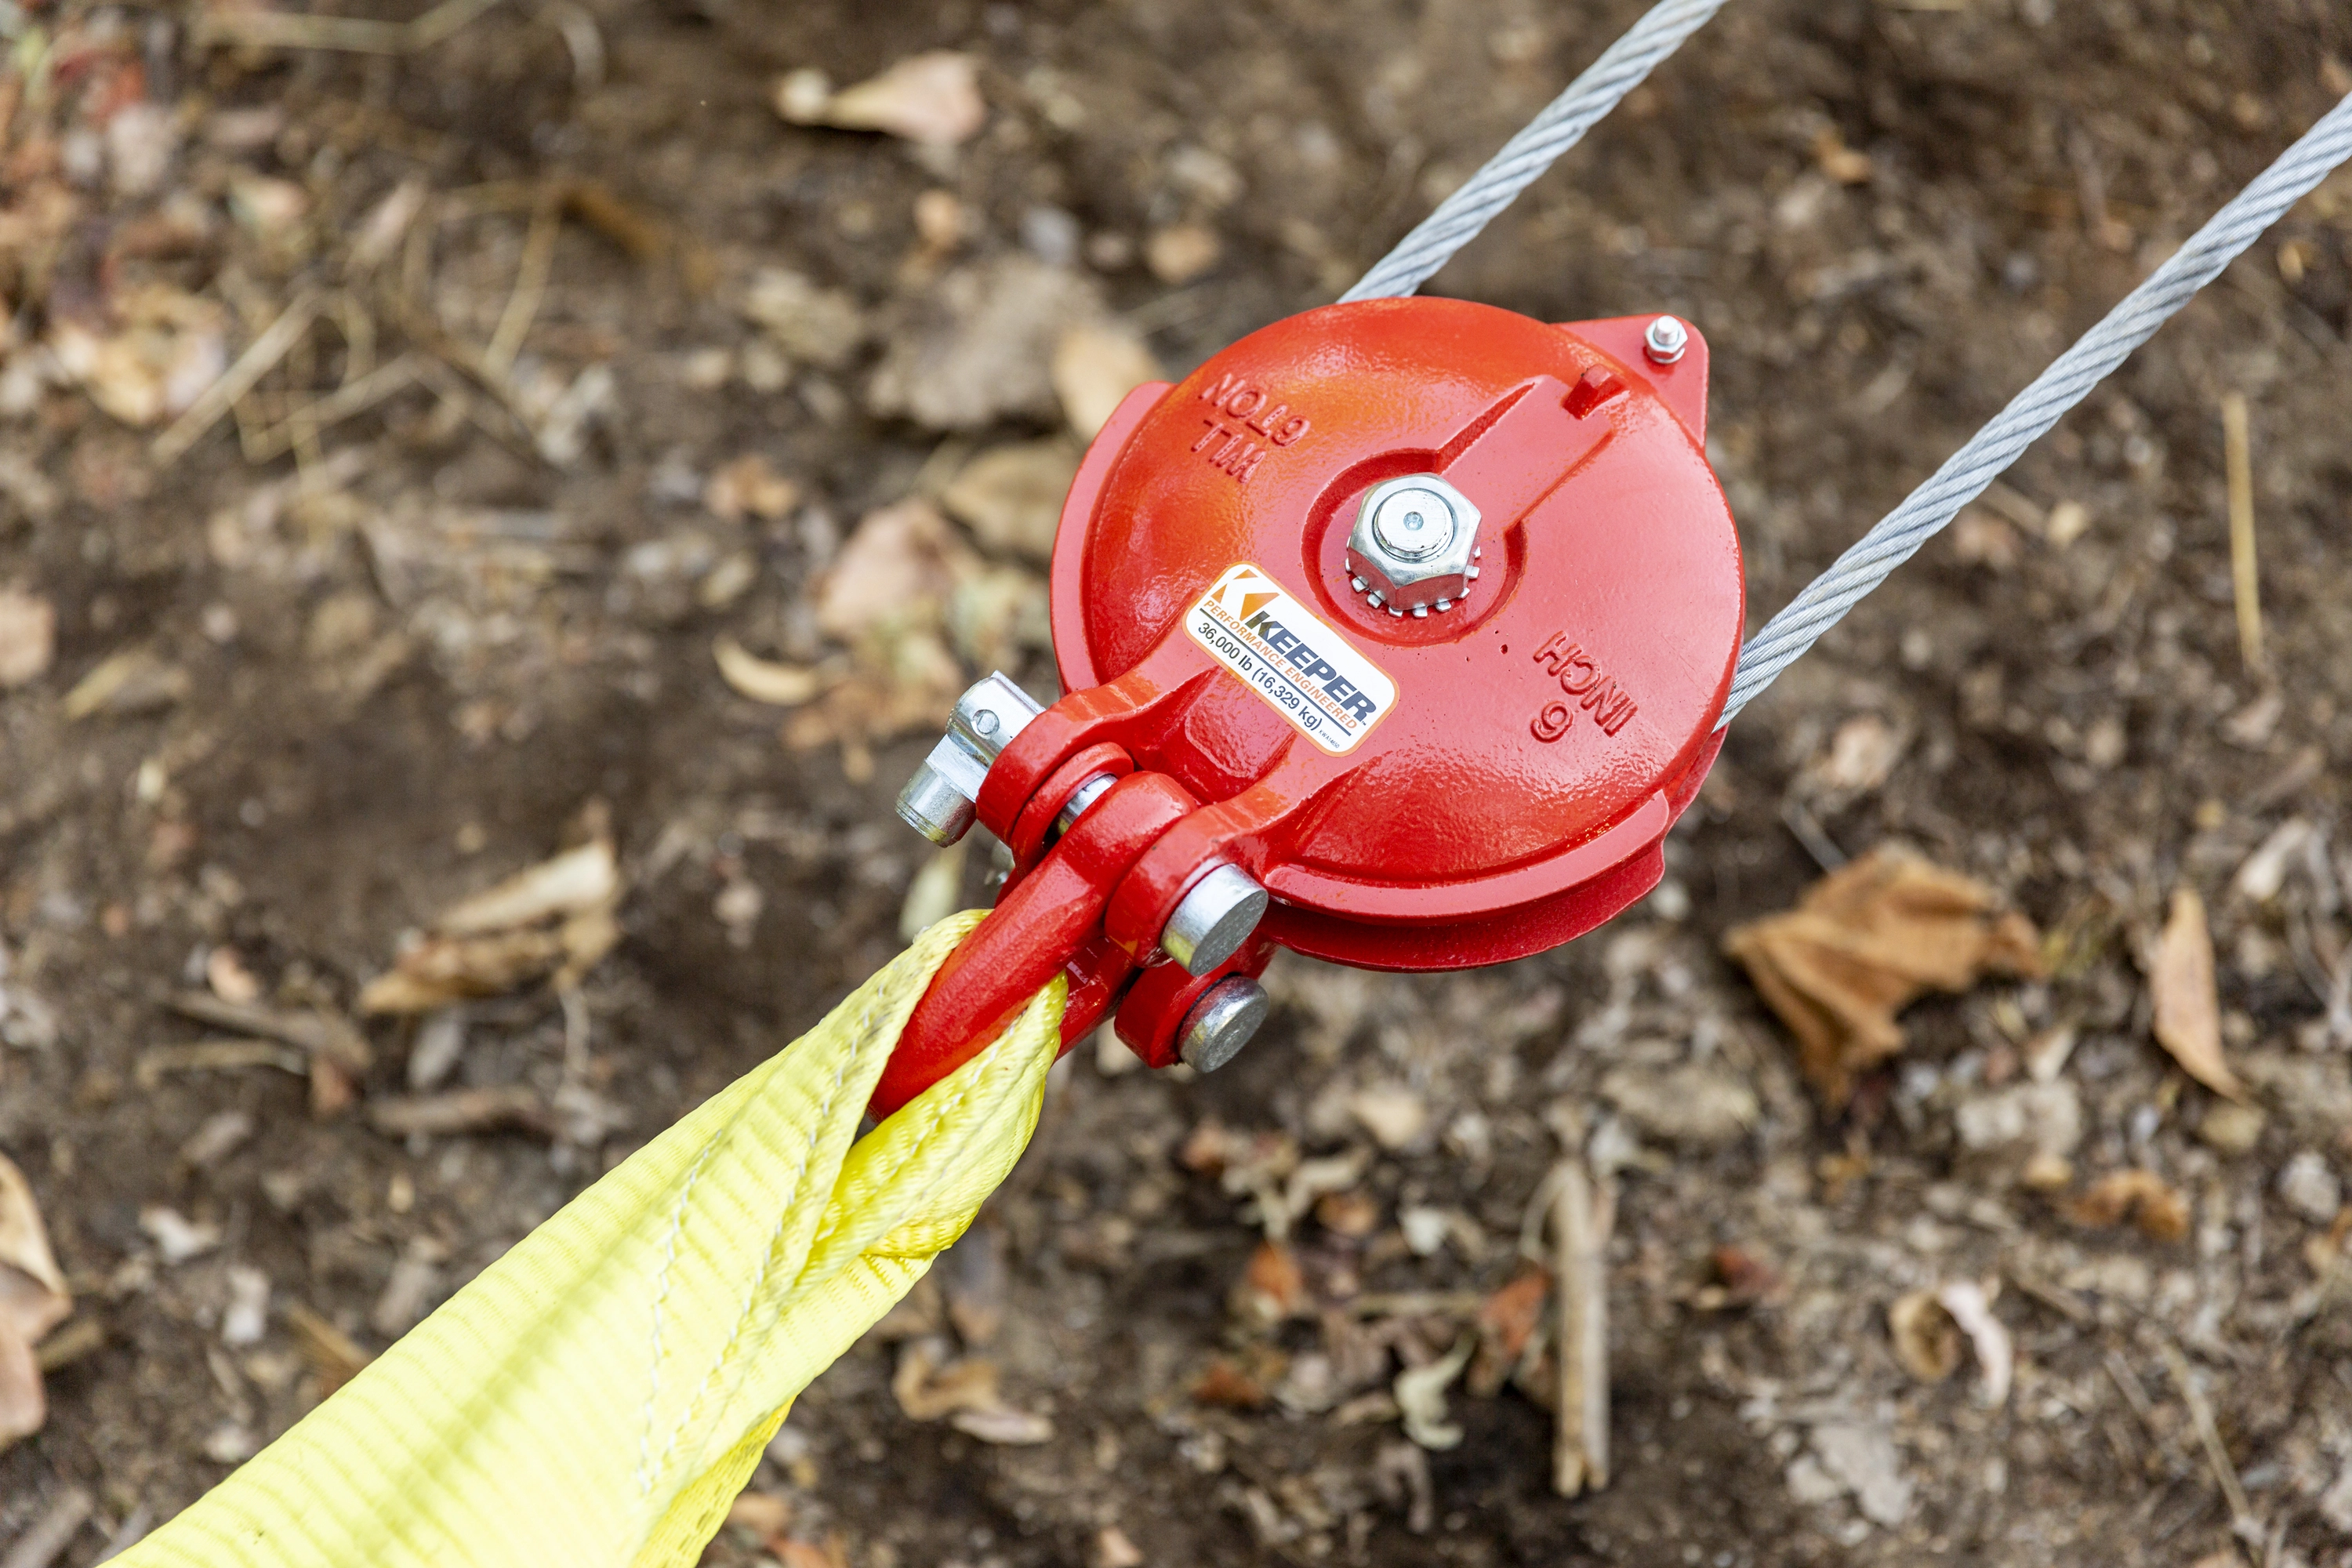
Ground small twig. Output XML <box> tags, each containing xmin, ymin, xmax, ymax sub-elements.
<box><xmin>241</xmin><ymin>354</ymin><xmax>421</xmax><ymax>463</ymax></box>
<box><xmin>2159</xmin><ymin>1339</ymin><xmax>2256</xmax><ymax>1534</ymax></box>
<box><xmin>485</xmin><ymin>188</ymin><xmax>563</xmax><ymax>375</ymax></box>
<box><xmin>0</xmin><ymin>1487</ymin><xmax>93</xmax><ymax>1568</ymax></box>
<box><xmin>2223</xmin><ymin>390</ymin><xmax>2263</xmax><ymax>673</ymax></box>
<box><xmin>196</xmin><ymin>0</ymin><xmax>505</xmax><ymax>55</ymax></box>
<box><xmin>154</xmin><ymin>290</ymin><xmax>322</xmax><ymax>464</ymax></box>
<box><xmin>1552</xmin><ymin>1157</ymin><xmax>1612</xmax><ymax>1496</ymax></box>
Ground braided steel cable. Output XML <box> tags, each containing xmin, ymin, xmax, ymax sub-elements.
<box><xmin>1340</xmin><ymin>0</ymin><xmax>1731</xmax><ymax>303</ymax></box>
<box><xmin>1719</xmin><ymin>91</ymin><xmax>2352</xmax><ymax>728</ymax></box>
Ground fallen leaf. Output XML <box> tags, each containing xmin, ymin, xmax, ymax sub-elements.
<box><xmin>939</xmin><ymin>440</ymin><xmax>1079</xmax><ymax>563</ymax></box>
<box><xmin>1346</xmin><ymin>1083</ymin><xmax>1428</xmax><ymax>1151</ymax></box>
<box><xmin>2067</xmin><ymin>1169</ymin><xmax>2190</xmax><ymax>1243</ymax></box>
<box><xmin>1051</xmin><ymin>322</ymin><xmax>1161</xmax><ymax>440</ymax></box>
<box><xmin>1468</xmin><ymin>1267</ymin><xmax>1551</xmax><ymax>1397</ymax></box>
<box><xmin>1722</xmin><ymin>845</ymin><xmax>2043</xmax><ymax>1107</ymax></box>
<box><xmin>1887</xmin><ymin>1290</ymin><xmax>1961</xmax><ymax>1383</ymax></box>
<box><xmin>777</xmin><ymin>52</ymin><xmax>986</xmax><ymax>147</ymax></box>
<box><xmin>713</xmin><ymin>635</ymin><xmax>826</xmax><ymax>707</ymax></box>
<box><xmin>2147</xmin><ymin>886</ymin><xmax>2242</xmax><ymax>1099</ymax></box>
<box><xmin>359</xmin><ymin>818</ymin><xmax>623</xmax><ymax>1013</ymax></box>
<box><xmin>815</xmin><ymin>499</ymin><xmax>974</xmax><ymax>644</ymax></box>
<box><xmin>866</xmin><ymin>257</ymin><xmax>1102</xmax><ymax>431</ymax></box>
<box><xmin>0</xmin><ymin>589</ymin><xmax>55</xmax><ymax>689</ymax></box>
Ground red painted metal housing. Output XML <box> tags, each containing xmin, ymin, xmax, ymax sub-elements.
<box><xmin>873</xmin><ymin>298</ymin><xmax>1743</xmax><ymax>1116</ymax></box>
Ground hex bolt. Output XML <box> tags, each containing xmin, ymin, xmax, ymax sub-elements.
<box><xmin>1642</xmin><ymin>314</ymin><xmax>1690</xmax><ymax>365</ymax></box>
<box><xmin>1160</xmin><ymin>863</ymin><xmax>1269</xmax><ymax>976</ymax></box>
<box><xmin>1178</xmin><ymin>976</ymin><xmax>1269</xmax><ymax>1074</ymax></box>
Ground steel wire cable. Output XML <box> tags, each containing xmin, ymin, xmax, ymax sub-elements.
<box><xmin>1340</xmin><ymin>0</ymin><xmax>1732</xmax><ymax>303</ymax></box>
<box><xmin>1719</xmin><ymin>90</ymin><xmax>2352</xmax><ymax>727</ymax></box>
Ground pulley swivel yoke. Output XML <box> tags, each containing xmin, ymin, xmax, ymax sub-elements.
<box><xmin>875</xmin><ymin>296</ymin><xmax>1743</xmax><ymax>1118</ymax></box>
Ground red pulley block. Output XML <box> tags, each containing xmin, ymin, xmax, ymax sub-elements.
<box><xmin>877</xmin><ymin>296</ymin><xmax>1742</xmax><ymax>1117</ymax></box>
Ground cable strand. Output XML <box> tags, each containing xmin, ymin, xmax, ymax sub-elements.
<box><xmin>1719</xmin><ymin>91</ymin><xmax>2352</xmax><ymax>727</ymax></box>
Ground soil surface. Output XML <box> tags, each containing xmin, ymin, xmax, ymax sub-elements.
<box><xmin>5</xmin><ymin>1</ymin><xmax>2352</xmax><ymax>1565</ymax></box>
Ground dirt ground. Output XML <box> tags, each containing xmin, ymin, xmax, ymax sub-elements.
<box><xmin>5</xmin><ymin>0</ymin><xmax>2352</xmax><ymax>1563</ymax></box>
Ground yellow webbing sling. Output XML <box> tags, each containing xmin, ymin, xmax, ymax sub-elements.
<box><xmin>120</xmin><ymin>911</ymin><xmax>1061</xmax><ymax>1567</ymax></box>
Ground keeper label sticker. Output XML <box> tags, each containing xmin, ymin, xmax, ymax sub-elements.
<box><xmin>1185</xmin><ymin>563</ymin><xmax>1396</xmax><ymax>755</ymax></box>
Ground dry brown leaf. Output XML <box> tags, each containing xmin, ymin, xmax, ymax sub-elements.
<box><xmin>1051</xmin><ymin>322</ymin><xmax>1161</xmax><ymax>441</ymax></box>
<box><xmin>437</xmin><ymin>838</ymin><xmax>619</xmax><ymax>935</ymax></box>
<box><xmin>814</xmin><ymin>499</ymin><xmax>975</xmax><ymax>643</ymax></box>
<box><xmin>360</xmin><ymin>822</ymin><xmax>623</xmax><ymax>1014</ymax></box>
<box><xmin>2147</xmin><ymin>886</ymin><xmax>2243</xmax><ymax>1100</ymax></box>
<box><xmin>0</xmin><ymin>1153</ymin><xmax>71</xmax><ymax>1450</ymax></box>
<box><xmin>1722</xmin><ymin>845</ymin><xmax>2042</xmax><ymax>1107</ymax></box>
<box><xmin>0</xmin><ymin>588</ymin><xmax>55</xmax><ymax>689</ymax></box>
<box><xmin>1886</xmin><ymin>1290</ymin><xmax>1961</xmax><ymax>1383</ymax></box>
<box><xmin>778</xmin><ymin>53</ymin><xmax>985</xmax><ymax>147</ymax></box>
<box><xmin>939</xmin><ymin>441</ymin><xmax>1079</xmax><ymax>564</ymax></box>
<box><xmin>2066</xmin><ymin>1169</ymin><xmax>2190</xmax><ymax>1243</ymax></box>
<box><xmin>713</xmin><ymin>635</ymin><xmax>826</xmax><ymax>707</ymax></box>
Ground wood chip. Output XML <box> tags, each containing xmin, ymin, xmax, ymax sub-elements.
<box><xmin>2147</xmin><ymin>886</ymin><xmax>2243</xmax><ymax>1099</ymax></box>
<box><xmin>167</xmin><ymin>992</ymin><xmax>372</xmax><ymax>1073</ymax></box>
<box><xmin>1552</xmin><ymin>1160</ymin><xmax>1611</xmax><ymax>1494</ymax></box>
<box><xmin>365</xmin><ymin>1086</ymin><xmax>550</xmax><ymax>1138</ymax></box>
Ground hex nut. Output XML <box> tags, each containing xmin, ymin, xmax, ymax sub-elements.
<box><xmin>1345</xmin><ymin>474</ymin><xmax>1482</xmax><ymax>615</ymax></box>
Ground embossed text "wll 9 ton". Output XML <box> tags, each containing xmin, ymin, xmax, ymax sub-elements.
<box><xmin>1190</xmin><ymin>372</ymin><xmax>1312</xmax><ymax>485</ymax></box>
<box><xmin>1529</xmin><ymin>631</ymin><xmax>1639</xmax><ymax>740</ymax></box>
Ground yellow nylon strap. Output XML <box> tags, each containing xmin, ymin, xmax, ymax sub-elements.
<box><xmin>120</xmin><ymin>911</ymin><xmax>1062</xmax><ymax>1568</ymax></box>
